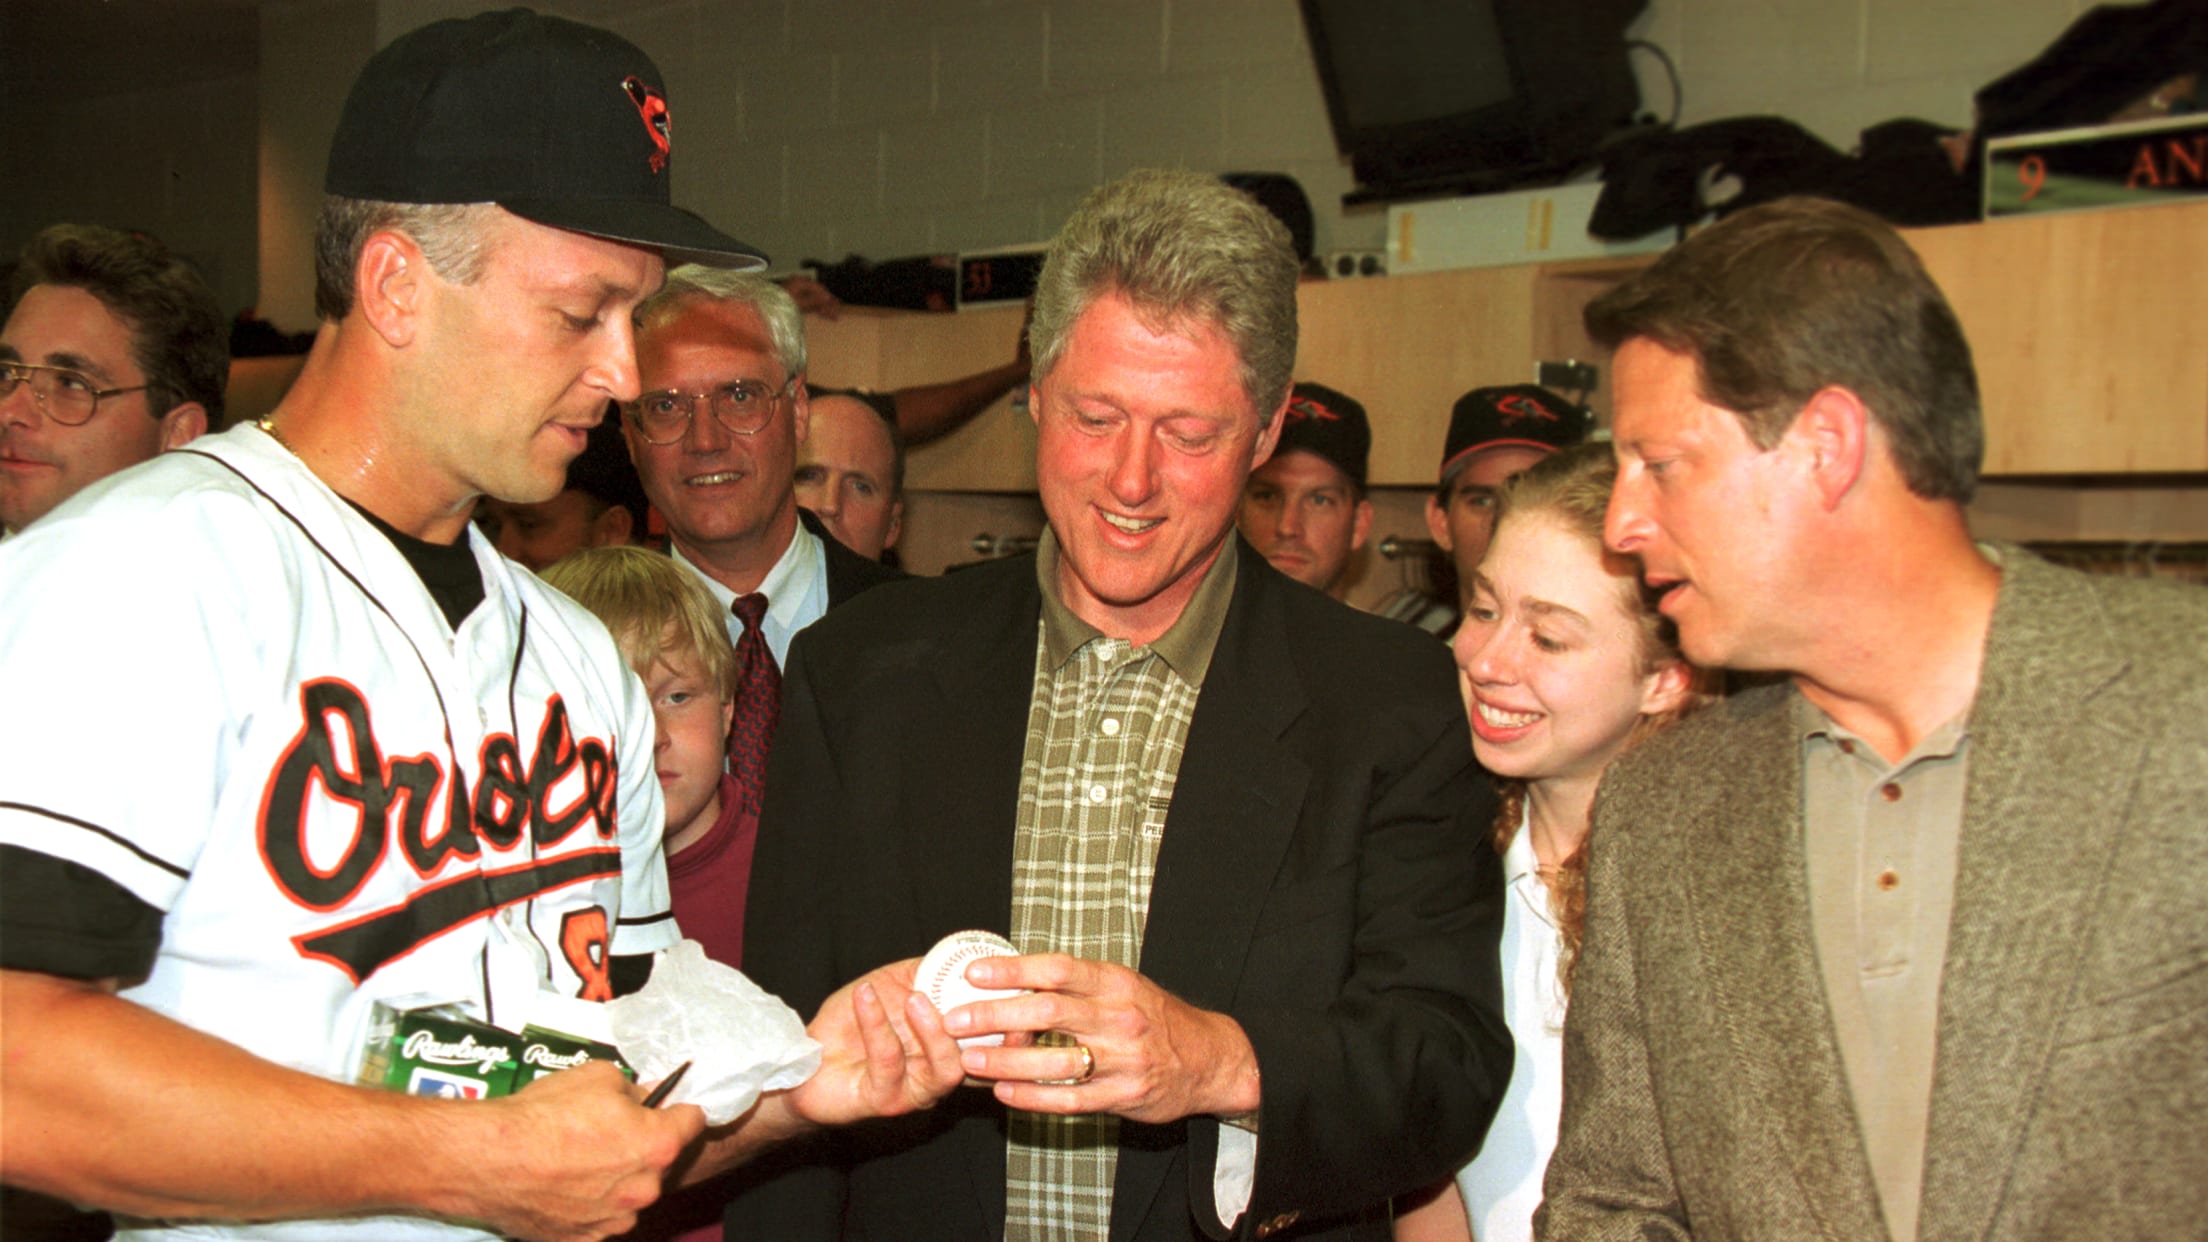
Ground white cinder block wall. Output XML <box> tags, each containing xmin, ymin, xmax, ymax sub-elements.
<box><xmin>516</xmin><ymin>0</ymin><xmax>1348</xmax><ymax>271</ymax></box>
<box><xmin>545</xmin><ymin>0</ymin><xmax>2107</xmax><ymax>277</ymax></box>
<box><xmin>0</xmin><ymin>74</ymin><xmax>261</xmax><ymax>319</ymax></box>
<box><xmin>0</xmin><ymin>0</ymin><xmax>2117</xmax><ymax>330</ymax></box>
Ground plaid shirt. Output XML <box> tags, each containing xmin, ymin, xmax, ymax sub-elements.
<box><xmin>1004</xmin><ymin>530</ymin><xmax>1237</xmax><ymax>1241</ymax></box>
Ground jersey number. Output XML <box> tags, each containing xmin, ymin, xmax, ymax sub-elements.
<box><xmin>561</xmin><ymin>907</ymin><xmax>614</xmax><ymax>1001</ymax></box>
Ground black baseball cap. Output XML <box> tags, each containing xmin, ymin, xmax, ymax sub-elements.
<box><xmin>325</xmin><ymin>8</ymin><xmax>765</xmax><ymax>270</ymax></box>
<box><xmin>1274</xmin><ymin>381</ymin><xmax>1372</xmax><ymax>488</ymax></box>
<box><xmin>1438</xmin><ymin>385</ymin><xmax>1591</xmax><ymax>483</ymax></box>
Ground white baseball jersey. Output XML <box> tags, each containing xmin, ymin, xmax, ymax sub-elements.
<box><xmin>0</xmin><ymin>424</ymin><xmax>678</xmax><ymax>1242</ymax></box>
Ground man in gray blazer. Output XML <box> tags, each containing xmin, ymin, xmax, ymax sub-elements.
<box><xmin>1538</xmin><ymin>196</ymin><xmax>2208</xmax><ymax>1242</ymax></box>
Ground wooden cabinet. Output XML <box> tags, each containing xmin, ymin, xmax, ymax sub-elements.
<box><xmin>833</xmin><ymin>199</ymin><xmax>2205</xmax><ymax>492</ymax></box>
<box><xmin>1519</xmin><ymin>201</ymin><xmax>2208</xmax><ymax>478</ymax></box>
<box><xmin>209</xmin><ymin>202</ymin><xmax>2202</xmax><ymax>571</ymax></box>
<box><xmin>1291</xmin><ymin>263</ymin><xmax>1545</xmax><ymax>484</ymax></box>
<box><xmin>805</xmin><ymin>303</ymin><xmax>1036</xmax><ymax>492</ymax></box>
<box><xmin>219</xmin><ymin>202</ymin><xmax>2197</xmax><ymax>489</ymax></box>
<box><xmin>1904</xmin><ymin>202</ymin><xmax>2207</xmax><ymax>475</ymax></box>
<box><xmin>219</xmin><ymin>202</ymin><xmax>2190</xmax><ymax>483</ymax></box>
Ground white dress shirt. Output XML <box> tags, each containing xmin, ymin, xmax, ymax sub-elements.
<box><xmin>1454</xmin><ymin>814</ymin><xmax>1565</xmax><ymax>1242</ymax></box>
<box><xmin>672</xmin><ymin>520</ymin><xmax>828</xmax><ymax>667</ymax></box>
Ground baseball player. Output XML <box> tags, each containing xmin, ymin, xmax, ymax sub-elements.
<box><xmin>0</xmin><ymin>13</ymin><xmax>958</xmax><ymax>1242</ymax></box>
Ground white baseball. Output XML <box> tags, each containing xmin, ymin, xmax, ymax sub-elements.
<box><xmin>914</xmin><ymin>929</ymin><xmax>1025</xmax><ymax>1048</ymax></box>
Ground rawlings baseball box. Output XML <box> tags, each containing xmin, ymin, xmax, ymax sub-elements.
<box><xmin>358</xmin><ymin>1000</ymin><xmax>630</xmax><ymax>1100</ymax></box>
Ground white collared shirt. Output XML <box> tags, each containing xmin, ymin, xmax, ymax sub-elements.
<box><xmin>672</xmin><ymin>518</ymin><xmax>829</xmax><ymax>666</ymax></box>
<box><xmin>1455</xmin><ymin>814</ymin><xmax>1566</xmax><ymax>1242</ymax></box>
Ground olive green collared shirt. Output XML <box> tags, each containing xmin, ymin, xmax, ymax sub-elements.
<box><xmin>1003</xmin><ymin>530</ymin><xmax>1237</xmax><ymax>1242</ymax></box>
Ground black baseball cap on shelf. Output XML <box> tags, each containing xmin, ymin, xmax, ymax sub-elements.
<box><xmin>1438</xmin><ymin>384</ymin><xmax>1592</xmax><ymax>483</ymax></box>
<box><xmin>1275</xmin><ymin>381</ymin><xmax>1372</xmax><ymax>489</ymax></box>
<box><xmin>325</xmin><ymin>7</ymin><xmax>765</xmax><ymax>270</ymax></box>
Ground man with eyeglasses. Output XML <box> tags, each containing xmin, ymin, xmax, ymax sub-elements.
<box><xmin>0</xmin><ymin>223</ymin><xmax>225</xmax><ymax>537</ymax></box>
<box><xmin>622</xmin><ymin>268</ymin><xmax>901</xmax><ymax>816</ymax></box>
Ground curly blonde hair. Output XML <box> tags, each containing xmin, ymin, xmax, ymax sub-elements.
<box><xmin>1482</xmin><ymin>443</ymin><xmax>1717</xmax><ymax>994</ymax></box>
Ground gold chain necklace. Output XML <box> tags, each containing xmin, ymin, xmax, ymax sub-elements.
<box><xmin>256</xmin><ymin>415</ymin><xmax>298</xmax><ymax>457</ymax></box>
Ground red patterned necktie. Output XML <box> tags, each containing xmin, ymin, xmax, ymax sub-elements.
<box><xmin>727</xmin><ymin>593</ymin><xmax>781</xmax><ymax>811</ymax></box>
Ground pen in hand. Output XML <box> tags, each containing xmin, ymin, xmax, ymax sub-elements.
<box><xmin>640</xmin><ymin>1060</ymin><xmax>691</xmax><ymax>1109</ymax></box>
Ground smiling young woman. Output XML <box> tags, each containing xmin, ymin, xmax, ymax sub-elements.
<box><xmin>1397</xmin><ymin>442</ymin><xmax>1718</xmax><ymax>1242</ymax></box>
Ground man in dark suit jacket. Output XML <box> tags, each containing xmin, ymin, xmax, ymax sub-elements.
<box><xmin>1538</xmin><ymin>196</ymin><xmax>2208</xmax><ymax>1240</ymax></box>
<box><xmin>732</xmin><ymin>170</ymin><xmax>1509</xmax><ymax>1241</ymax></box>
<box><xmin>803</xmin><ymin>502</ymin><xmax>904</xmax><ymax>600</ymax></box>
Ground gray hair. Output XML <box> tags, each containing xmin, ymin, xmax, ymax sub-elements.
<box><xmin>1029</xmin><ymin>169</ymin><xmax>1299</xmax><ymax>417</ymax></box>
<box><xmin>312</xmin><ymin>196</ymin><xmax>502</xmax><ymax>322</ymax></box>
<box><xmin>634</xmin><ymin>266</ymin><xmax>806</xmax><ymax>380</ymax></box>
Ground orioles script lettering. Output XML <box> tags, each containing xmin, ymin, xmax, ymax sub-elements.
<box><xmin>259</xmin><ymin>678</ymin><xmax>623</xmax><ymax>980</ymax></box>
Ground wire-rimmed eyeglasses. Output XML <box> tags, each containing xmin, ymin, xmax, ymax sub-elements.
<box><xmin>622</xmin><ymin>376</ymin><xmax>796</xmax><ymax>445</ymax></box>
<box><xmin>0</xmin><ymin>360</ymin><xmax>151</xmax><ymax>427</ymax></box>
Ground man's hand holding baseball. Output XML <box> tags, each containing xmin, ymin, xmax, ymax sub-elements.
<box><xmin>944</xmin><ymin>953</ymin><xmax>1262</xmax><ymax>1125</ymax></box>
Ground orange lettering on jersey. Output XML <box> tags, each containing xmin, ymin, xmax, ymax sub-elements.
<box><xmin>526</xmin><ymin>694</ymin><xmax>620</xmax><ymax>848</ymax></box>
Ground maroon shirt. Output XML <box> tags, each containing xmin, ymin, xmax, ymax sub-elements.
<box><xmin>664</xmin><ymin>772</ymin><xmax>757</xmax><ymax>970</ymax></box>
<box><xmin>621</xmin><ymin>773</ymin><xmax>758</xmax><ymax>1242</ymax></box>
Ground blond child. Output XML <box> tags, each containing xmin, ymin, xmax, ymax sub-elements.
<box><xmin>541</xmin><ymin>547</ymin><xmax>756</xmax><ymax>968</ymax></box>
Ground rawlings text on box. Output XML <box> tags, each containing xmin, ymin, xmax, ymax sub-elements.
<box><xmin>512</xmin><ymin>1025</ymin><xmax>630</xmax><ymax>1089</ymax></box>
<box><xmin>358</xmin><ymin>1001</ymin><xmax>630</xmax><ymax>1100</ymax></box>
<box><xmin>1985</xmin><ymin>113</ymin><xmax>2208</xmax><ymax>219</ymax></box>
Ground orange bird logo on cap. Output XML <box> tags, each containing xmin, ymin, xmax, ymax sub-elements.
<box><xmin>623</xmin><ymin>76</ymin><xmax>671</xmax><ymax>173</ymax></box>
<box><xmin>1497</xmin><ymin>393</ymin><xmax>1557</xmax><ymax>424</ymax></box>
<box><xmin>1287</xmin><ymin>395</ymin><xmax>1340</xmax><ymax>424</ymax></box>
